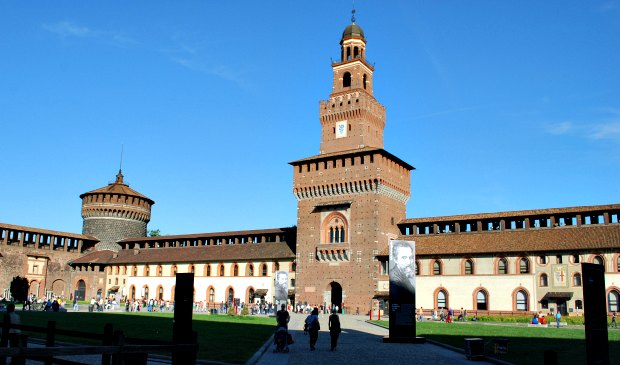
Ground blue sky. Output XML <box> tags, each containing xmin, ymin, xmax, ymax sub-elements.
<box><xmin>1</xmin><ymin>1</ymin><xmax>619</xmax><ymax>236</ymax></box>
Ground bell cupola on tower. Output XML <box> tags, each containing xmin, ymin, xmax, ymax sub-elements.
<box><xmin>80</xmin><ymin>170</ymin><xmax>154</xmax><ymax>252</ymax></box>
<box><xmin>319</xmin><ymin>9</ymin><xmax>386</xmax><ymax>154</ymax></box>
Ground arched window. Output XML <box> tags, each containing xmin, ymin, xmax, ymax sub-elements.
<box><xmin>248</xmin><ymin>288</ymin><xmax>255</xmax><ymax>303</ymax></box>
<box><xmin>172</xmin><ymin>265</ymin><xmax>178</xmax><ymax>276</ymax></box>
<box><xmin>158</xmin><ymin>286</ymin><xmax>164</xmax><ymax>300</ymax></box>
<box><xmin>593</xmin><ymin>255</ymin><xmax>604</xmax><ymax>266</ymax></box>
<box><xmin>539</xmin><ymin>255</ymin><xmax>547</xmax><ymax>265</ymax></box>
<box><xmin>516</xmin><ymin>290</ymin><xmax>528</xmax><ymax>311</ymax></box>
<box><xmin>261</xmin><ymin>264</ymin><xmax>268</xmax><ymax>276</ymax></box>
<box><xmin>539</xmin><ymin>273</ymin><xmax>548</xmax><ymax>287</ymax></box>
<box><xmin>573</xmin><ymin>273</ymin><xmax>582</xmax><ymax>286</ymax></box>
<box><xmin>323</xmin><ymin>213</ymin><xmax>348</xmax><ymax>244</ymax></box>
<box><xmin>292</xmin><ymin>262</ymin><xmax>297</xmax><ymax>272</ymax></box>
<box><xmin>343</xmin><ymin>72</ymin><xmax>351</xmax><ymax>88</ymax></box>
<box><xmin>157</xmin><ymin>265</ymin><xmax>163</xmax><ymax>277</ymax></box>
<box><xmin>433</xmin><ymin>260</ymin><xmax>442</xmax><ymax>275</ymax></box>
<box><xmin>248</xmin><ymin>264</ymin><xmax>254</xmax><ymax>276</ymax></box>
<box><xmin>415</xmin><ymin>260</ymin><xmax>420</xmax><ymax>276</ymax></box>
<box><xmin>143</xmin><ymin>285</ymin><xmax>149</xmax><ymax>299</ymax></box>
<box><xmin>437</xmin><ymin>290</ymin><xmax>448</xmax><ymax>309</ymax></box>
<box><xmin>464</xmin><ymin>259</ymin><xmax>474</xmax><ymax>275</ymax></box>
<box><xmin>189</xmin><ymin>264</ymin><xmax>195</xmax><ymax>274</ymax></box>
<box><xmin>519</xmin><ymin>258</ymin><xmax>530</xmax><ymax>274</ymax></box>
<box><xmin>206</xmin><ymin>265</ymin><xmax>211</xmax><ymax>277</ymax></box>
<box><xmin>608</xmin><ymin>290</ymin><xmax>619</xmax><ymax>312</ymax></box>
<box><xmin>219</xmin><ymin>264</ymin><xmax>225</xmax><ymax>276</ymax></box>
<box><xmin>145</xmin><ymin>265</ymin><xmax>150</xmax><ymax>277</ymax></box>
<box><xmin>209</xmin><ymin>288</ymin><xmax>215</xmax><ymax>303</ymax></box>
<box><xmin>228</xmin><ymin>288</ymin><xmax>234</xmax><ymax>303</ymax></box>
<box><xmin>571</xmin><ymin>254</ymin><xmax>580</xmax><ymax>264</ymax></box>
<box><xmin>130</xmin><ymin>285</ymin><xmax>135</xmax><ymax>300</ymax></box>
<box><xmin>476</xmin><ymin>290</ymin><xmax>488</xmax><ymax>310</ymax></box>
<box><xmin>123</xmin><ymin>266</ymin><xmax>127</xmax><ymax>275</ymax></box>
<box><xmin>363</xmin><ymin>74</ymin><xmax>367</xmax><ymax>89</ymax></box>
<box><xmin>275</xmin><ymin>262</ymin><xmax>280</xmax><ymax>271</ymax></box>
<box><xmin>575</xmin><ymin>300</ymin><xmax>583</xmax><ymax>310</ymax></box>
<box><xmin>132</xmin><ymin>266</ymin><xmax>138</xmax><ymax>276</ymax></box>
<box><xmin>498</xmin><ymin>258</ymin><xmax>508</xmax><ymax>274</ymax></box>
<box><xmin>353</xmin><ymin>46</ymin><xmax>359</xmax><ymax>58</ymax></box>
<box><xmin>233</xmin><ymin>264</ymin><xmax>239</xmax><ymax>277</ymax></box>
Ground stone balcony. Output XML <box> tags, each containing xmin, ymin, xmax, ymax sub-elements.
<box><xmin>315</xmin><ymin>242</ymin><xmax>351</xmax><ymax>262</ymax></box>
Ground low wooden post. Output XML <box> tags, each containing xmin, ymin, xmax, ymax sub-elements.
<box><xmin>13</xmin><ymin>334</ymin><xmax>28</xmax><ymax>365</ymax></box>
<box><xmin>44</xmin><ymin>321</ymin><xmax>56</xmax><ymax>365</ymax></box>
<box><xmin>0</xmin><ymin>313</ymin><xmax>10</xmax><ymax>365</ymax></box>
<box><xmin>102</xmin><ymin>323</ymin><xmax>113</xmax><ymax>365</ymax></box>
<box><xmin>111</xmin><ymin>330</ymin><xmax>124</xmax><ymax>365</ymax></box>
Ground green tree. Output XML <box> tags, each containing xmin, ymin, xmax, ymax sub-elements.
<box><xmin>148</xmin><ymin>229</ymin><xmax>161</xmax><ymax>237</ymax></box>
<box><xmin>10</xmin><ymin>276</ymin><xmax>30</xmax><ymax>303</ymax></box>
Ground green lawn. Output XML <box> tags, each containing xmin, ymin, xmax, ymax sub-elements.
<box><xmin>371</xmin><ymin>320</ymin><xmax>620</xmax><ymax>364</ymax></box>
<box><xmin>12</xmin><ymin>311</ymin><xmax>275</xmax><ymax>364</ymax></box>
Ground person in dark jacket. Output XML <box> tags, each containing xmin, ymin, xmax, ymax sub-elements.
<box><xmin>328</xmin><ymin>309</ymin><xmax>341</xmax><ymax>351</ymax></box>
<box><xmin>306</xmin><ymin>307</ymin><xmax>320</xmax><ymax>350</ymax></box>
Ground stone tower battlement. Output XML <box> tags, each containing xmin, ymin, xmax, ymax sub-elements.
<box><xmin>80</xmin><ymin>170</ymin><xmax>154</xmax><ymax>251</ymax></box>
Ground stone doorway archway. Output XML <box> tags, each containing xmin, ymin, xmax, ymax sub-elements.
<box><xmin>329</xmin><ymin>281</ymin><xmax>343</xmax><ymax>313</ymax></box>
<box><xmin>74</xmin><ymin>280</ymin><xmax>86</xmax><ymax>301</ymax></box>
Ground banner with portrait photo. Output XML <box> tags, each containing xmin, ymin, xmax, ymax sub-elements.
<box><xmin>275</xmin><ymin>270</ymin><xmax>288</xmax><ymax>306</ymax></box>
<box><xmin>389</xmin><ymin>240</ymin><xmax>416</xmax><ymax>339</ymax></box>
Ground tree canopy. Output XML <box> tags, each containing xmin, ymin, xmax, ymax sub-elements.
<box><xmin>10</xmin><ymin>276</ymin><xmax>30</xmax><ymax>302</ymax></box>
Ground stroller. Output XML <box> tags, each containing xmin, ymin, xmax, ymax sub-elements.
<box><xmin>273</xmin><ymin>326</ymin><xmax>293</xmax><ymax>353</ymax></box>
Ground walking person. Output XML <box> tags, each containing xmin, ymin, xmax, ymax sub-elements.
<box><xmin>328</xmin><ymin>309</ymin><xmax>341</xmax><ymax>351</ymax></box>
<box><xmin>611</xmin><ymin>312</ymin><xmax>617</xmax><ymax>328</ymax></box>
<box><xmin>307</xmin><ymin>307</ymin><xmax>320</xmax><ymax>351</ymax></box>
<box><xmin>276</xmin><ymin>304</ymin><xmax>290</xmax><ymax>329</ymax></box>
<box><xmin>72</xmin><ymin>297</ymin><xmax>79</xmax><ymax>311</ymax></box>
<box><xmin>555</xmin><ymin>310</ymin><xmax>562</xmax><ymax>328</ymax></box>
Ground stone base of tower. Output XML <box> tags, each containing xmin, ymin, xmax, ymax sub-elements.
<box><xmin>382</xmin><ymin>336</ymin><xmax>426</xmax><ymax>344</ymax></box>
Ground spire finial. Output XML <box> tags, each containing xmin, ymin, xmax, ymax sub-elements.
<box><xmin>119</xmin><ymin>144</ymin><xmax>124</xmax><ymax>173</ymax></box>
<box><xmin>351</xmin><ymin>6</ymin><xmax>356</xmax><ymax>23</ymax></box>
<box><xmin>116</xmin><ymin>145</ymin><xmax>124</xmax><ymax>184</ymax></box>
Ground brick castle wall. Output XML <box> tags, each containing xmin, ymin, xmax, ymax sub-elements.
<box><xmin>83</xmin><ymin>218</ymin><xmax>146</xmax><ymax>250</ymax></box>
<box><xmin>0</xmin><ymin>244</ymin><xmax>83</xmax><ymax>299</ymax></box>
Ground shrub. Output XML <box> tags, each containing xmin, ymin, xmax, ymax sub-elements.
<box><xmin>240</xmin><ymin>306</ymin><xmax>249</xmax><ymax>316</ymax></box>
<box><xmin>227</xmin><ymin>306</ymin><xmax>236</xmax><ymax>316</ymax></box>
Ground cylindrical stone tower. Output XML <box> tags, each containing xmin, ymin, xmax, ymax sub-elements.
<box><xmin>80</xmin><ymin>170</ymin><xmax>154</xmax><ymax>251</ymax></box>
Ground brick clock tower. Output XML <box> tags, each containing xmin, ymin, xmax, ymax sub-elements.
<box><xmin>291</xmin><ymin>14</ymin><xmax>414</xmax><ymax>314</ymax></box>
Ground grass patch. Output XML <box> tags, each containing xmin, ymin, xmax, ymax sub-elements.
<box><xmin>13</xmin><ymin>311</ymin><xmax>275</xmax><ymax>364</ymax></box>
<box><xmin>371</xmin><ymin>320</ymin><xmax>620</xmax><ymax>364</ymax></box>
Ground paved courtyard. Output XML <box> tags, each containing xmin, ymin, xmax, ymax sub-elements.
<box><xmin>250</xmin><ymin>312</ymin><xmax>497</xmax><ymax>365</ymax></box>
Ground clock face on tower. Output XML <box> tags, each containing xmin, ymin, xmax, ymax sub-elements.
<box><xmin>336</xmin><ymin>120</ymin><xmax>348</xmax><ymax>139</ymax></box>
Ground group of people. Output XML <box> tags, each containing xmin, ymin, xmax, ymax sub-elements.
<box><xmin>274</xmin><ymin>304</ymin><xmax>343</xmax><ymax>353</ymax></box>
<box><xmin>417</xmin><ymin>307</ymin><xmax>471</xmax><ymax>323</ymax></box>
<box><xmin>294</xmin><ymin>302</ymin><xmax>340</xmax><ymax>315</ymax></box>
<box><xmin>530</xmin><ymin>311</ymin><xmax>563</xmax><ymax>328</ymax></box>
<box><xmin>21</xmin><ymin>294</ymin><xmax>65</xmax><ymax>312</ymax></box>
